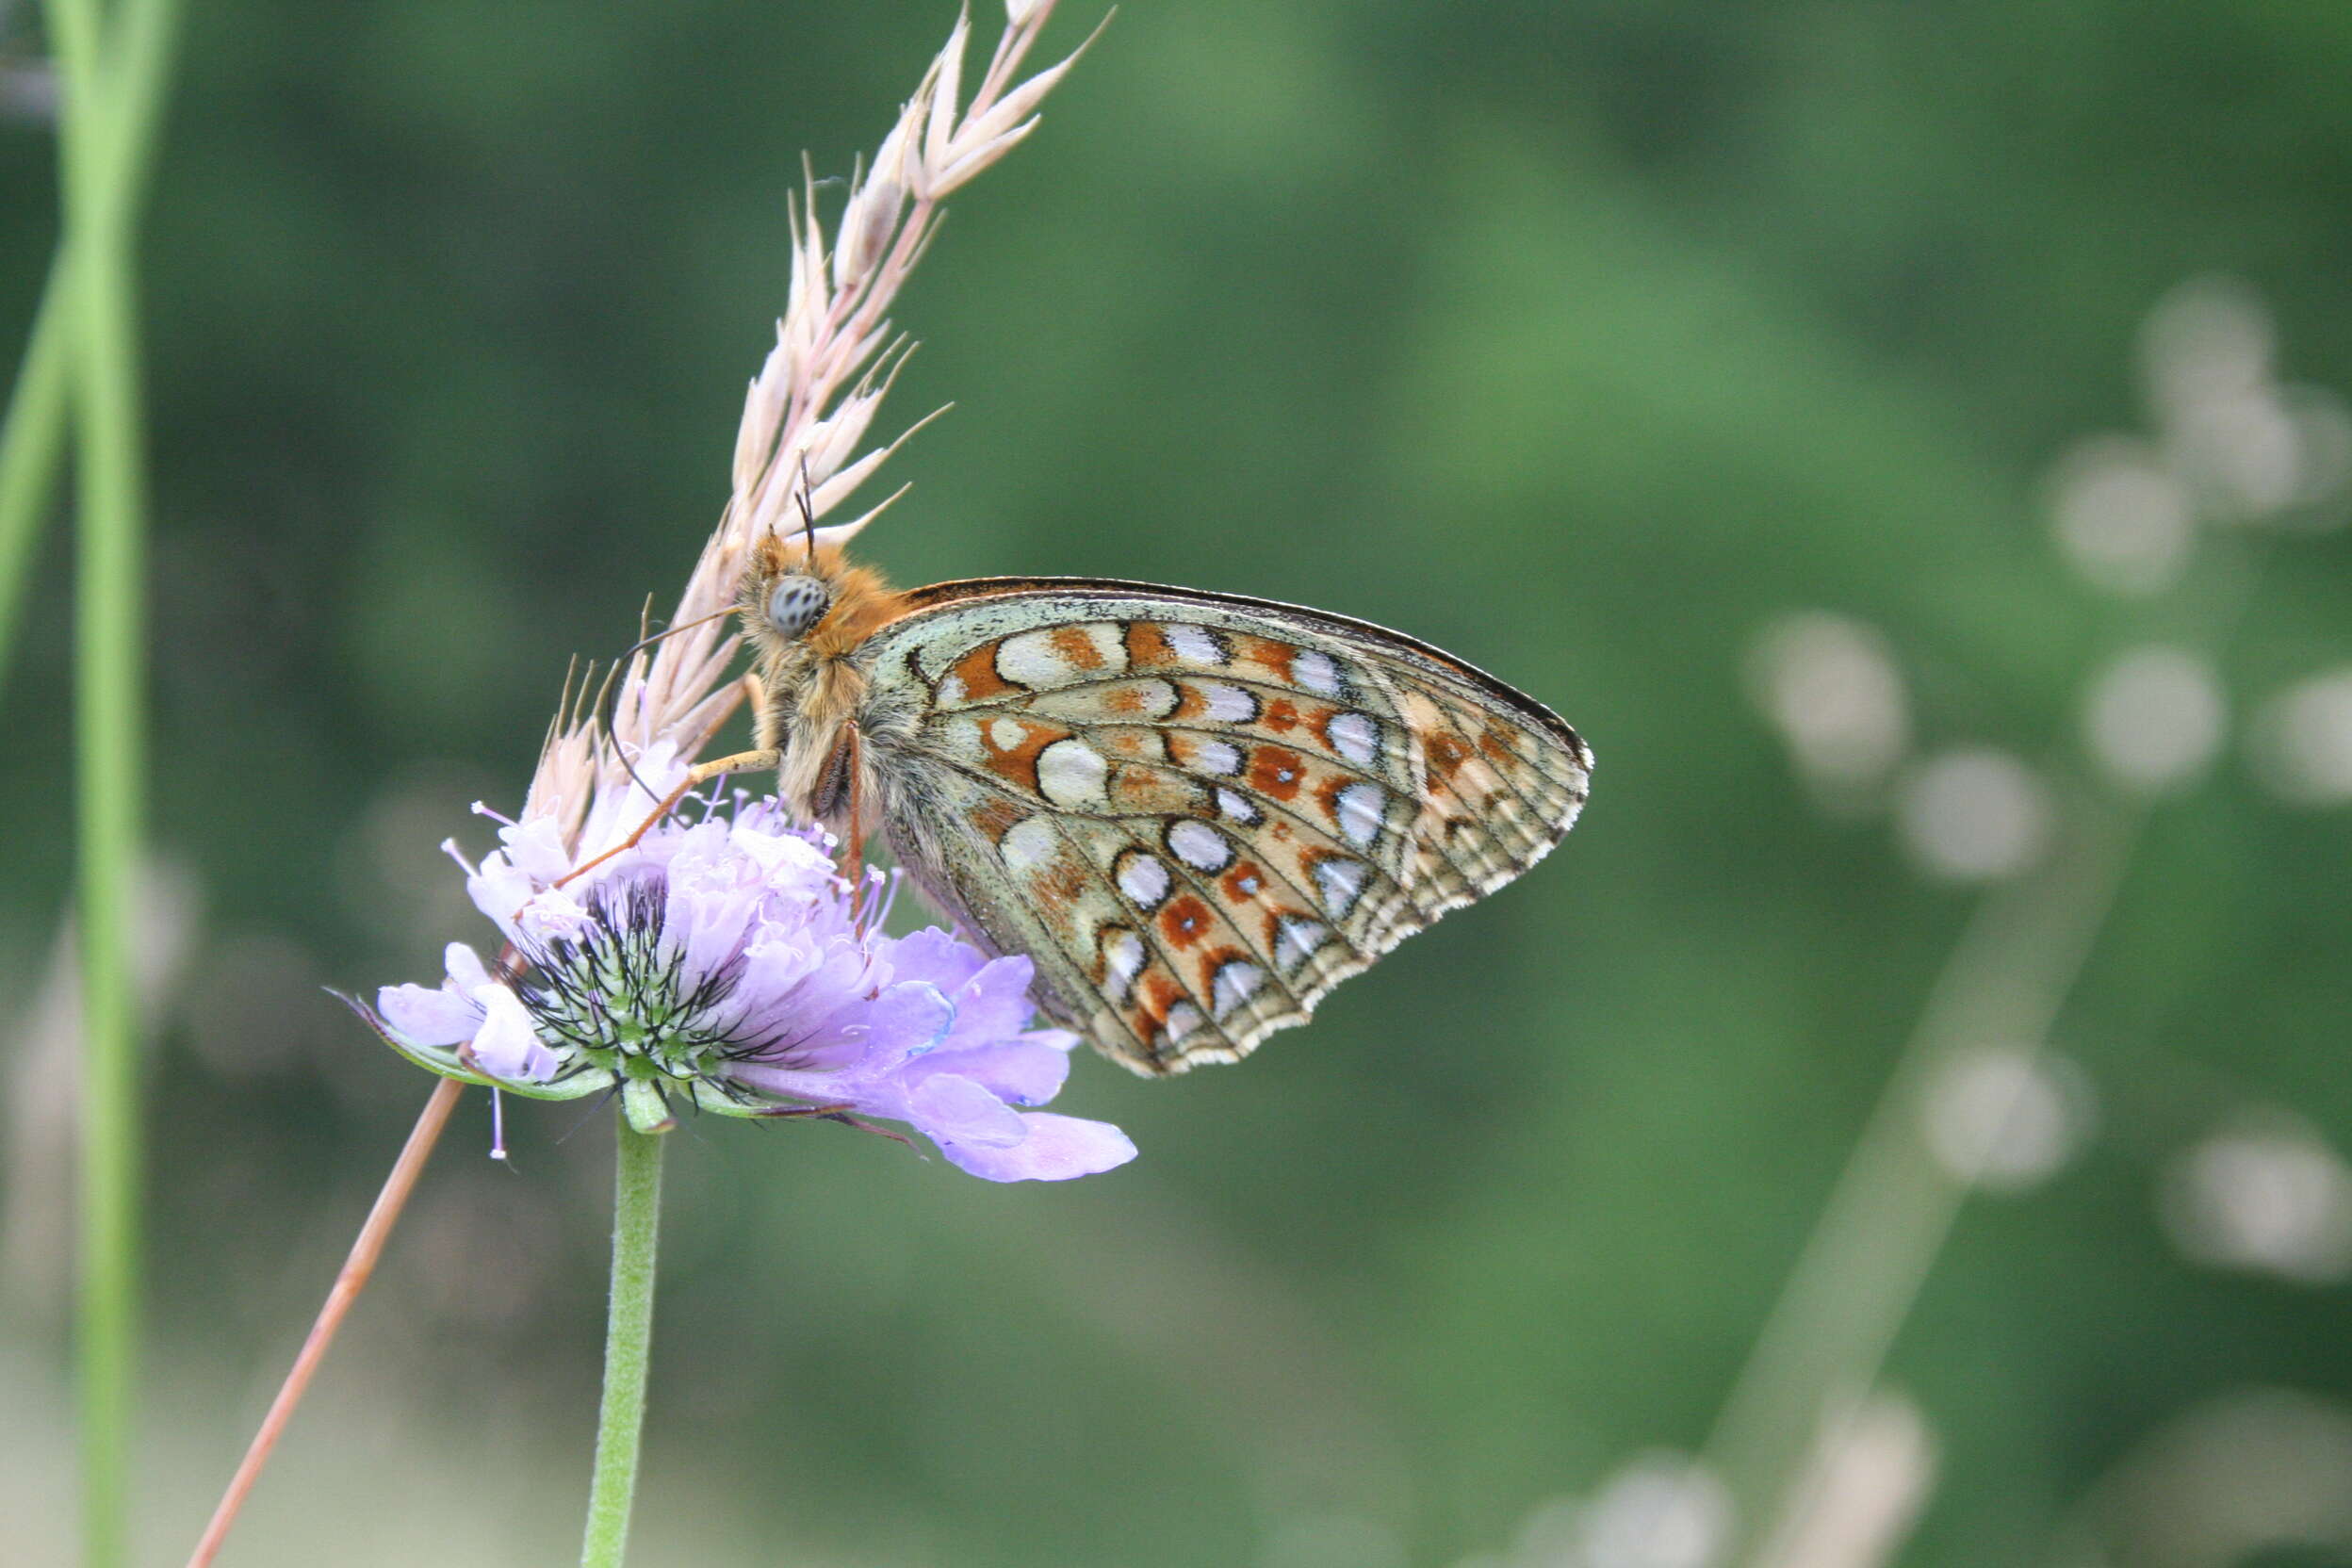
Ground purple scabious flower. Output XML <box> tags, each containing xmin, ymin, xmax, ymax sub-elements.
<box><xmin>362</xmin><ymin>788</ymin><xmax>1134</xmax><ymax>1183</ymax></box>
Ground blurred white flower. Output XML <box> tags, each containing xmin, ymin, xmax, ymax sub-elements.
<box><xmin>2143</xmin><ymin>277</ymin><xmax>2282</xmax><ymax>518</ymax></box>
<box><xmin>2173</xmin><ymin>381</ymin><xmax>2303</xmax><ymax>518</ymax></box>
<box><xmin>2053</xmin><ymin>1388</ymin><xmax>2352</xmax><ymax>1568</ymax></box>
<box><xmin>1746</xmin><ymin>613</ymin><xmax>1910</xmax><ymax>808</ymax></box>
<box><xmin>2143</xmin><ymin>276</ymin><xmax>2276</xmax><ymax>418</ymax></box>
<box><xmin>2281</xmin><ymin>384</ymin><xmax>2352</xmax><ymax>517</ymax></box>
<box><xmin>1921</xmin><ymin>1046</ymin><xmax>2096</xmax><ymax>1194</ymax></box>
<box><xmin>2046</xmin><ymin>435</ymin><xmax>2197</xmax><ymax>597</ymax></box>
<box><xmin>2082</xmin><ymin>645</ymin><xmax>2228</xmax><ymax>795</ymax></box>
<box><xmin>2250</xmin><ymin>669</ymin><xmax>2352</xmax><ymax>806</ymax></box>
<box><xmin>2140</xmin><ymin>276</ymin><xmax>2348</xmax><ymax>524</ymax></box>
<box><xmin>1894</xmin><ymin>749</ymin><xmax>2053</xmax><ymax>882</ymax></box>
<box><xmin>1576</xmin><ymin>1454</ymin><xmax>1732</xmax><ymax>1568</ymax></box>
<box><xmin>2162</xmin><ymin>1114</ymin><xmax>2352</xmax><ymax>1284</ymax></box>
<box><xmin>1750</xmin><ymin>1391</ymin><xmax>1936</xmax><ymax>1568</ymax></box>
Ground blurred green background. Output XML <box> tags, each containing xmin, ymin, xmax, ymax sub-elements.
<box><xmin>7</xmin><ymin>2</ymin><xmax>2352</xmax><ymax>1564</ymax></box>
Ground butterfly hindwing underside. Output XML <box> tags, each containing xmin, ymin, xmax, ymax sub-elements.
<box><xmin>858</xmin><ymin>579</ymin><xmax>1593</xmax><ymax>1074</ymax></box>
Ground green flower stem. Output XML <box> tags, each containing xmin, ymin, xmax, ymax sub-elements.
<box><xmin>36</xmin><ymin>0</ymin><xmax>185</xmax><ymax>1560</ymax></box>
<box><xmin>580</xmin><ymin>1116</ymin><xmax>668</xmax><ymax>1568</ymax></box>
<box><xmin>0</xmin><ymin>271</ymin><xmax>74</xmax><ymax>688</ymax></box>
<box><xmin>0</xmin><ymin>0</ymin><xmax>183</xmax><ymax>700</ymax></box>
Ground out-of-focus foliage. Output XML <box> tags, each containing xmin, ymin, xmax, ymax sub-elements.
<box><xmin>5</xmin><ymin>2</ymin><xmax>2352</xmax><ymax>1565</ymax></box>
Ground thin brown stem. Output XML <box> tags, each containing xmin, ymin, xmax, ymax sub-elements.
<box><xmin>184</xmin><ymin>1076</ymin><xmax>466</xmax><ymax>1568</ymax></box>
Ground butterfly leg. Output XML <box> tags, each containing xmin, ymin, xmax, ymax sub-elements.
<box><xmin>841</xmin><ymin>721</ymin><xmax>870</xmax><ymax>880</ymax></box>
<box><xmin>804</xmin><ymin>719</ymin><xmax>871</xmax><ymax>881</ymax></box>
<box><xmin>548</xmin><ymin>747</ymin><xmax>779</xmax><ymax>893</ymax></box>
<box><xmin>757</xmin><ymin>1100</ymin><xmax>916</xmax><ymax>1148</ymax></box>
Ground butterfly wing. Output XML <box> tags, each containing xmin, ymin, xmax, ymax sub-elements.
<box><xmin>856</xmin><ymin>578</ymin><xmax>1593</xmax><ymax>1074</ymax></box>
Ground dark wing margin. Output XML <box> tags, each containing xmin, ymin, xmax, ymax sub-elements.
<box><xmin>888</xmin><ymin>576</ymin><xmax>1592</xmax><ymax>768</ymax></box>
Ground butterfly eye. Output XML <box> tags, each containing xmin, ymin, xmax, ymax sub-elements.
<box><xmin>766</xmin><ymin>575</ymin><xmax>831</xmax><ymax>639</ymax></box>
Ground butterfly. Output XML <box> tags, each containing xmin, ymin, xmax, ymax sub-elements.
<box><xmin>595</xmin><ymin>532</ymin><xmax>1592</xmax><ymax>1075</ymax></box>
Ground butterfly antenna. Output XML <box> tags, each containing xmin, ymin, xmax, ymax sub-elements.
<box><xmin>593</xmin><ymin>604</ymin><xmax>738</xmax><ymax>799</ymax></box>
<box><xmin>591</xmin><ymin>596</ymin><xmax>661</xmax><ymax>774</ymax></box>
<box><xmin>797</xmin><ymin>455</ymin><xmax>820</xmax><ymax>565</ymax></box>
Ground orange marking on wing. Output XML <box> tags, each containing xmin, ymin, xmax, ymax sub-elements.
<box><xmin>1090</xmin><ymin>926</ymin><xmax>1126</xmax><ymax>986</ymax></box>
<box><xmin>1258</xmin><ymin>905</ymin><xmax>1310</xmax><ymax>951</ymax></box>
<box><xmin>1040</xmin><ymin>863</ymin><xmax>1089</xmax><ymax>902</ymax></box>
<box><xmin>1141</xmin><ymin>971</ymin><xmax>1185</xmax><ymax>1022</ymax></box>
<box><xmin>1262</xmin><ymin>697</ymin><xmax>1302</xmax><ymax>734</ymax></box>
<box><xmin>979</xmin><ymin>716</ymin><xmax>1072</xmax><ymax>794</ymax></box>
<box><xmin>1315</xmin><ymin>772</ymin><xmax>1352</xmax><ymax>825</ymax></box>
<box><xmin>1158</xmin><ymin>896</ymin><xmax>1212</xmax><ymax>949</ymax></box>
<box><xmin>951</xmin><ymin>641</ymin><xmax>1018</xmax><ymax>700</ymax></box>
<box><xmin>1102</xmin><ymin>683</ymin><xmax>1157</xmax><ymax>716</ymax></box>
<box><xmin>1125</xmin><ymin>621</ymin><xmax>1178</xmax><ymax>667</ymax></box>
<box><xmin>1171</xmin><ymin>683</ymin><xmax>1209</xmax><ymax>722</ymax></box>
<box><xmin>1221</xmin><ymin>861</ymin><xmax>1267</xmax><ymax>902</ymax></box>
<box><xmin>1248</xmin><ymin>745</ymin><xmax>1307</xmax><ymax>801</ymax></box>
<box><xmin>1052</xmin><ymin>624</ymin><xmax>1109</xmax><ymax>669</ymax></box>
<box><xmin>968</xmin><ymin>797</ymin><xmax>1025</xmax><ymax>842</ymax></box>
<box><xmin>1196</xmin><ymin>944</ymin><xmax>1248</xmax><ymax>993</ymax></box>
<box><xmin>1426</xmin><ymin>729</ymin><xmax>1472</xmax><ymax>782</ymax></box>
<box><xmin>1478</xmin><ymin>722</ymin><xmax>1524</xmax><ymax>764</ymax></box>
<box><xmin>1238</xmin><ymin>636</ymin><xmax>1296</xmax><ymax>682</ymax></box>
<box><xmin>1107</xmin><ymin>764</ymin><xmax>1200</xmax><ymax>815</ymax></box>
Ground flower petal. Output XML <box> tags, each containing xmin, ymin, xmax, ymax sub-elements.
<box><xmin>940</xmin><ymin>955</ymin><xmax>1043</xmax><ymax>1046</ymax></box>
<box><xmin>730</xmin><ymin>980</ymin><xmax>953</xmax><ymax>1104</ymax></box>
<box><xmin>498</xmin><ymin>817</ymin><xmax>575</xmax><ymax>885</ymax></box>
<box><xmin>727</xmin><ymin>817</ymin><xmax>839</xmax><ymax>893</ymax></box>
<box><xmin>376</xmin><ymin>981</ymin><xmax>478</xmax><ymax>1046</ymax></box>
<box><xmin>936</xmin><ymin>1111</ymin><xmax>1138</xmax><ymax>1183</ymax></box>
<box><xmin>444</xmin><ymin>942</ymin><xmax>492</xmax><ymax>990</ymax></box>
<box><xmin>465</xmin><ymin>854</ymin><xmax>540</xmax><ymax>944</ymax></box>
<box><xmin>902</xmin><ymin>1037</ymin><xmax>1070</xmax><ymax>1106</ymax></box>
<box><xmin>738</xmin><ymin>921</ymin><xmax>842</xmax><ymax>1006</ymax></box>
<box><xmin>664</xmin><ymin>839</ymin><xmax>762</xmax><ymax>979</ymax></box>
<box><xmin>882</xmin><ymin>926</ymin><xmax>988</xmax><ymax>994</ymax></box>
<box><xmin>908</xmin><ymin>1071</ymin><xmax>1028</xmax><ymax>1148</ymax></box>
<box><xmin>468</xmin><ymin>984</ymin><xmax>561</xmax><ymax>1082</ymax></box>
<box><xmin>855</xmin><ymin>981</ymin><xmax>958</xmax><ymax>1068</ymax></box>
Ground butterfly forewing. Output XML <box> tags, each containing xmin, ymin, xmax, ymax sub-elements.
<box><xmin>858</xmin><ymin>580</ymin><xmax>1592</xmax><ymax>1073</ymax></box>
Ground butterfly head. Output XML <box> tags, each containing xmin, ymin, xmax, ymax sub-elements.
<box><xmin>764</xmin><ymin>570</ymin><xmax>832</xmax><ymax>638</ymax></box>
<box><xmin>735</xmin><ymin>532</ymin><xmax>906</xmax><ymax>662</ymax></box>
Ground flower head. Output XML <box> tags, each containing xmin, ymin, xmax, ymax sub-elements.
<box><xmin>359</xmin><ymin>792</ymin><xmax>1134</xmax><ymax>1183</ymax></box>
